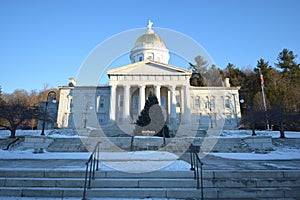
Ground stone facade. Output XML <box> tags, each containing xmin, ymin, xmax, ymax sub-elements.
<box><xmin>56</xmin><ymin>22</ymin><xmax>241</xmax><ymax>131</ymax></box>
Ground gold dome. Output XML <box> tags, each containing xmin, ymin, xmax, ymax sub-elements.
<box><xmin>133</xmin><ymin>32</ymin><xmax>167</xmax><ymax>49</ymax></box>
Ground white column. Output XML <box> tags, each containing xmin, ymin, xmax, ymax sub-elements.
<box><xmin>183</xmin><ymin>85</ymin><xmax>191</xmax><ymax>124</ymax></box>
<box><xmin>170</xmin><ymin>85</ymin><xmax>177</xmax><ymax>126</ymax></box>
<box><xmin>180</xmin><ymin>86</ymin><xmax>184</xmax><ymax>123</ymax></box>
<box><xmin>123</xmin><ymin>85</ymin><xmax>130</xmax><ymax>121</ymax></box>
<box><xmin>109</xmin><ymin>85</ymin><xmax>117</xmax><ymax>121</ymax></box>
<box><xmin>139</xmin><ymin>85</ymin><xmax>146</xmax><ymax>112</ymax></box>
<box><xmin>154</xmin><ymin>85</ymin><xmax>161</xmax><ymax>105</ymax></box>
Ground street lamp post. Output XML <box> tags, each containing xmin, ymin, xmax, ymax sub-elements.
<box><xmin>232</xmin><ymin>93</ymin><xmax>239</xmax><ymax>127</ymax></box>
<box><xmin>256</xmin><ymin>67</ymin><xmax>270</xmax><ymax>130</ymax></box>
<box><xmin>206</xmin><ymin>96</ymin><xmax>213</xmax><ymax>128</ymax></box>
<box><xmin>41</xmin><ymin>91</ymin><xmax>57</xmax><ymax>136</ymax></box>
<box><xmin>210</xmin><ymin>105</ymin><xmax>213</xmax><ymax>128</ymax></box>
<box><xmin>240</xmin><ymin>95</ymin><xmax>256</xmax><ymax>136</ymax></box>
<box><xmin>83</xmin><ymin>102</ymin><xmax>92</xmax><ymax>129</ymax></box>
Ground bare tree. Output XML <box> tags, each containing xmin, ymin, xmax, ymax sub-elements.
<box><xmin>0</xmin><ymin>102</ymin><xmax>38</xmax><ymax>138</ymax></box>
<box><xmin>0</xmin><ymin>92</ymin><xmax>39</xmax><ymax>138</ymax></box>
<box><xmin>203</xmin><ymin>64</ymin><xmax>223</xmax><ymax>86</ymax></box>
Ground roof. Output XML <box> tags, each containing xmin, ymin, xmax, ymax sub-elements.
<box><xmin>106</xmin><ymin>60</ymin><xmax>192</xmax><ymax>76</ymax></box>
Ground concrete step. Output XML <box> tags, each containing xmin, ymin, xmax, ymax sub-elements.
<box><xmin>47</xmin><ymin>138</ymin><xmax>87</xmax><ymax>152</ymax></box>
<box><xmin>0</xmin><ymin>177</ymin><xmax>198</xmax><ymax>188</ymax></box>
<box><xmin>0</xmin><ymin>170</ymin><xmax>86</xmax><ymax>178</ymax></box>
<box><xmin>1</xmin><ymin>169</ymin><xmax>300</xmax><ymax>199</ymax></box>
<box><xmin>2</xmin><ymin>176</ymin><xmax>300</xmax><ymax>189</ymax></box>
<box><xmin>212</xmin><ymin>170</ymin><xmax>300</xmax><ymax>179</ymax></box>
<box><xmin>0</xmin><ymin>169</ymin><xmax>195</xmax><ymax>179</ymax></box>
<box><xmin>0</xmin><ymin>186</ymin><xmax>298</xmax><ymax>199</ymax></box>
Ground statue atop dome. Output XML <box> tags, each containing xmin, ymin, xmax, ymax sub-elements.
<box><xmin>147</xmin><ymin>20</ymin><xmax>154</xmax><ymax>34</ymax></box>
<box><xmin>147</xmin><ymin>20</ymin><xmax>153</xmax><ymax>29</ymax></box>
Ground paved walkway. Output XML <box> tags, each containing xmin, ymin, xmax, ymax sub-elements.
<box><xmin>0</xmin><ymin>153</ymin><xmax>300</xmax><ymax>171</ymax></box>
<box><xmin>201</xmin><ymin>154</ymin><xmax>300</xmax><ymax>170</ymax></box>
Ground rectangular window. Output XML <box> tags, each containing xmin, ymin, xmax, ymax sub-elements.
<box><xmin>100</xmin><ymin>96</ymin><xmax>105</xmax><ymax>108</ymax></box>
<box><xmin>205</xmin><ymin>101</ymin><xmax>209</xmax><ymax>109</ymax></box>
<box><xmin>161</xmin><ymin>96</ymin><xmax>166</xmax><ymax>108</ymax></box>
<box><xmin>119</xmin><ymin>95</ymin><xmax>124</xmax><ymax>107</ymax></box>
<box><xmin>195</xmin><ymin>98</ymin><xmax>200</xmax><ymax>109</ymax></box>
<box><xmin>190</xmin><ymin>97</ymin><xmax>194</xmax><ymax>110</ymax></box>
<box><xmin>176</xmin><ymin>95</ymin><xmax>181</xmax><ymax>107</ymax></box>
<box><xmin>133</xmin><ymin>96</ymin><xmax>139</xmax><ymax>109</ymax></box>
<box><xmin>176</xmin><ymin>113</ymin><xmax>181</xmax><ymax>124</ymax></box>
<box><xmin>225</xmin><ymin>98</ymin><xmax>231</xmax><ymax>108</ymax></box>
<box><xmin>210</xmin><ymin>98</ymin><xmax>215</xmax><ymax>109</ymax></box>
<box><xmin>97</xmin><ymin>96</ymin><xmax>105</xmax><ymax>111</ymax></box>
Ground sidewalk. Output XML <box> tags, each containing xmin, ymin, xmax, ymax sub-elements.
<box><xmin>0</xmin><ymin>150</ymin><xmax>300</xmax><ymax>171</ymax></box>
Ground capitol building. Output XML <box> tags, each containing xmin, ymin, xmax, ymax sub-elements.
<box><xmin>56</xmin><ymin>22</ymin><xmax>241</xmax><ymax>132</ymax></box>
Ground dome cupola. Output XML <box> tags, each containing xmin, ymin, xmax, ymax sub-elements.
<box><xmin>130</xmin><ymin>20</ymin><xmax>170</xmax><ymax>64</ymax></box>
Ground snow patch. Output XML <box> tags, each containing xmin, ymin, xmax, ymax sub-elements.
<box><xmin>210</xmin><ymin>150</ymin><xmax>300</xmax><ymax>160</ymax></box>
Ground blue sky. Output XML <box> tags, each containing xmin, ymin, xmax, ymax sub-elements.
<box><xmin>0</xmin><ymin>0</ymin><xmax>299</xmax><ymax>93</ymax></box>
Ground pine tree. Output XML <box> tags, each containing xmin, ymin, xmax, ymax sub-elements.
<box><xmin>134</xmin><ymin>91</ymin><xmax>169</xmax><ymax>137</ymax></box>
<box><xmin>189</xmin><ymin>56</ymin><xmax>208</xmax><ymax>87</ymax></box>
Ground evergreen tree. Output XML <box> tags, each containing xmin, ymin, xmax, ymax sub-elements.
<box><xmin>134</xmin><ymin>91</ymin><xmax>170</xmax><ymax>137</ymax></box>
<box><xmin>135</xmin><ymin>92</ymin><xmax>158</xmax><ymax>126</ymax></box>
<box><xmin>275</xmin><ymin>49</ymin><xmax>298</xmax><ymax>72</ymax></box>
<box><xmin>189</xmin><ymin>56</ymin><xmax>208</xmax><ymax>86</ymax></box>
<box><xmin>0</xmin><ymin>86</ymin><xmax>3</xmax><ymax>103</ymax></box>
<box><xmin>224</xmin><ymin>63</ymin><xmax>246</xmax><ymax>87</ymax></box>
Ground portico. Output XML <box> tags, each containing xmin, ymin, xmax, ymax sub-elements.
<box><xmin>107</xmin><ymin>60</ymin><xmax>192</xmax><ymax>127</ymax></box>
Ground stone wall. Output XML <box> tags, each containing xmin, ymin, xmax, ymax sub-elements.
<box><xmin>22</xmin><ymin>136</ymin><xmax>54</xmax><ymax>153</ymax></box>
<box><xmin>41</xmin><ymin>135</ymin><xmax>273</xmax><ymax>153</ymax></box>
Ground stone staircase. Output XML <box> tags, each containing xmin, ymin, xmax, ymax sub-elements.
<box><xmin>47</xmin><ymin>138</ymin><xmax>88</xmax><ymax>152</ymax></box>
<box><xmin>0</xmin><ymin>168</ymin><xmax>299</xmax><ymax>199</ymax></box>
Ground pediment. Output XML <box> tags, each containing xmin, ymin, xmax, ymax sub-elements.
<box><xmin>107</xmin><ymin>60</ymin><xmax>191</xmax><ymax>76</ymax></box>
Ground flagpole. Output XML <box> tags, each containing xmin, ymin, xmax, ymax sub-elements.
<box><xmin>257</xmin><ymin>67</ymin><xmax>270</xmax><ymax>130</ymax></box>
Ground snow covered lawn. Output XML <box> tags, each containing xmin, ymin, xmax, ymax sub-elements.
<box><xmin>1</xmin><ymin>129</ymin><xmax>299</xmax><ymax>162</ymax></box>
<box><xmin>221</xmin><ymin>129</ymin><xmax>300</xmax><ymax>138</ymax></box>
<box><xmin>210</xmin><ymin>150</ymin><xmax>300</xmax><ymax>160</ymax></box>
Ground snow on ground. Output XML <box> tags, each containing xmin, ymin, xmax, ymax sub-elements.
<box><xmin>0</xmin><ymin>150</ymin><xmax>178</xmax><ymax>161</ymax></box>
<box><xmin>0</xmin><ymin>129</ymin><xmax>299</xmax><ymax>162</ymax></box>
<box><xmin>0</xmin><ymin>149</ymin><xmax>191</xmax><ymax>172</ymax></box>
<box><xmin>210</xmin><ymin>151</ymin><xmax>300</xmax><ymax>160</ymax></box>
<box><xmin>0</xmin><ymin>129</ymin><xmax>80</xmax><ymax>139</ymax></box>
<box><xmin>1</xmin><ymin>198</ymin><xmax>175</xmax><ymax>200</ymax></box>
<box><xmin>1</xmin><ymin>129</ymin><xmax>299</xmax><ymax>139</ymax></box>
<box><xmin>220</xmin><ymin>129</ymin><xmax>300</xmax><ymax>138</ymax></box>
<box><xmin>0</xmin><ymin>149</ymin><xmax>91</xmax><ymax>160</ymax></box>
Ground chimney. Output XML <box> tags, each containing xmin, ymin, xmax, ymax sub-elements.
<box><xmin>225</xmin><ymin>78</ymin><xmax>231</xmax><ymax>87</ymax></box>
<box><xmin>68</xmin><ymin>77</ymin><xmax>76</xmax><ymax>87</ymax></box>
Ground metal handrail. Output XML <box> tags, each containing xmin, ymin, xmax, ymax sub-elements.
<box><xmin>190</xmin><ymin>144</ymin><xmax>204</xmax><ymax>200</ymax></box>
<box><xmin>82</xmin><ymin>142</ymin><xmax>100</xmax><ymax>200</ymax></box>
